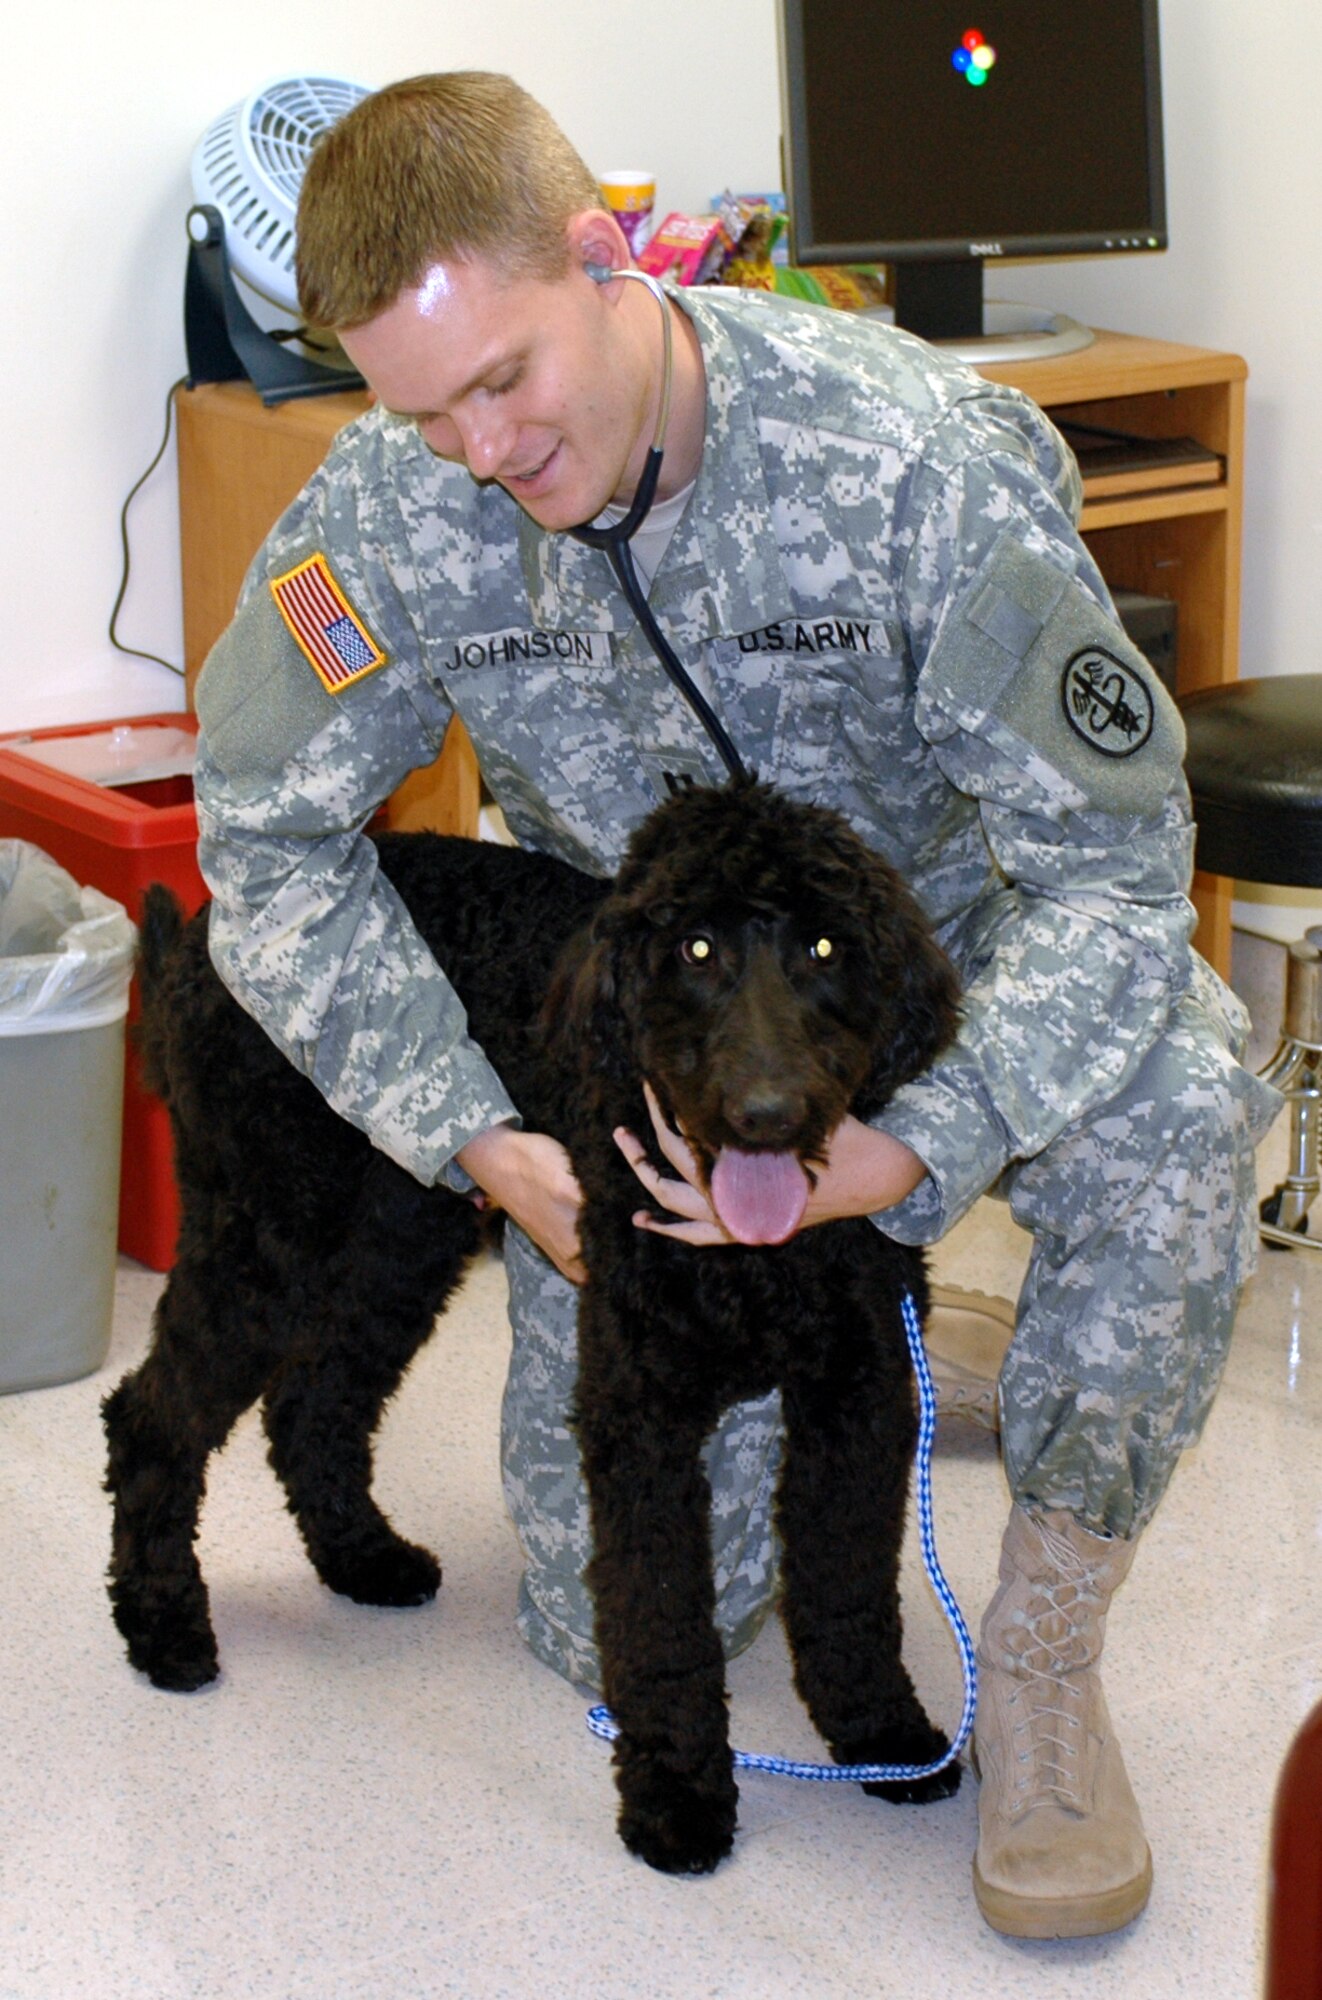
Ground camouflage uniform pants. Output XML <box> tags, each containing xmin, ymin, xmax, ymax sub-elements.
<box><xmin>501</xmin><ymin>1217</ymin><xmax>784</xmax><ymax>1689</ymax></box>
<box><xmin>996</xmin><ymin>969</ymin><xmax>1280</xmax><ymax>1538</ymax></box>
<box><xmin>500</xmin><ymin>972</ymin><xmax>1280</xmax><ymax>1690</ymax></box>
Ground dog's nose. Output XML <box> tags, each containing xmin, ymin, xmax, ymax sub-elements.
<box><xmin>726</xmin><ymin>1086</ymin><xmax>803</xmax><ymax>1148</ymax></box>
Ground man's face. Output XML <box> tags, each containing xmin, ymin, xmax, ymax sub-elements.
<box><xmin>338</xmin><ymin>250</ymin><xmax>655</xmax><ymax>532</ymax></box>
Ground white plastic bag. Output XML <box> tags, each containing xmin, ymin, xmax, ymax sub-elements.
<box><xmin>0</xmin><ymin>840</ymin><xmax>136</xmax><ymax>1036</ymax></box>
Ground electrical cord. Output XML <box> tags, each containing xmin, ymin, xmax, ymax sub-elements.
<box><xmin>108</xmin><ymin>375</ymin><xmax>189</xmax><ymax>677</ymax></box>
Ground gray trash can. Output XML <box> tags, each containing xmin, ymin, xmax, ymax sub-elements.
<box><xmin>0</xmin><ymin>839</ymin><xmax>136</xmax><ymax>1392</ymax></box>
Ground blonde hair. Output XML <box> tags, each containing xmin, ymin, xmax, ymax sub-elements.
<box><xmin>296</xmin><ymin>72</ymin><xmax>604</xmax><ymax>329</ymax></box>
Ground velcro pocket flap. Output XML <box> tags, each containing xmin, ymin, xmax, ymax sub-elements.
<box><xmin>919</xmin><ymin>531</ymin><xmax>1184</xmax><ymax>823</ymax></box>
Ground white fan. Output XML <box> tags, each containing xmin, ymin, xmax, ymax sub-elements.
<box><xmin>191</xmin><ymin>74</ymin><xmax>369</xmax><ymax>311</ymax></box>
<box><xmin>185</xmin><ymin>74</ymin><xmax>370</xmax><ymax>403</ymax></box>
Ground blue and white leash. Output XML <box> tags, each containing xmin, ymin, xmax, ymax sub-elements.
<box><xmin>587</xmin><ymin>1288</ymin><xmax>978</xmax><ymax>1784</ymax></box>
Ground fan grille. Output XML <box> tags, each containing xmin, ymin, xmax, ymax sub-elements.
<box><xmin>246</xmin><ymin>77</ymin><xmax>368</xmax><ymax>205</ymax></box>
<box><xmin>191</xmin><ymin>74</ymin><xmax>369</xmax><ymax>310</ymax></box>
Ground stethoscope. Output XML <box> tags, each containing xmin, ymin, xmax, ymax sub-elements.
<box><xmin>569</xmin><ymin>266</ymin><xmax>749</xmax><ymax>783</ymax></box>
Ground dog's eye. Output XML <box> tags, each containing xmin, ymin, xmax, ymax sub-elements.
<box><xmin>680</xmin><ymin>934</ymin><xmax>714</xmax><ymax>966</ymax></box>
<box><xmin>808</xmin><ymin>936</ymin><xmax>835</xmax><ymax>962</ymax></box>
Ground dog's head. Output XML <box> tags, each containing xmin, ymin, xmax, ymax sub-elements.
<box><xmin>547</xmin><ymin>779</ymin><xmax>960</xmax><ymax>1242</ymax></box>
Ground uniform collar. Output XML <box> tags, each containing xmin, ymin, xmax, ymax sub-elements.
<box><xmin>518</xmin><ymin>286</ymin><xmax>795</xmax><ymax>639</ymax></box>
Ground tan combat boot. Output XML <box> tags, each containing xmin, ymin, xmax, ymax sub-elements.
<box><xmin>926</xmin><ymin>1285</ymin><xmax>1015</xmax><ymax>1431</ymax></box>
<box><xmin>973</xmin><ymin>1505</ymin><xmax>1152</xmax><ymax>1938</ymax></box>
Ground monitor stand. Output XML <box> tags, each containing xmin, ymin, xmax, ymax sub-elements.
<box><xmin>888</xmin><ymin>258</ymin><xmax>1094</xmax><ymax>364</ymax></box>
<box><xmin>937</xmin><ymin>301</ymin><xmax>1094</xmax><ymax>365</ymax></box>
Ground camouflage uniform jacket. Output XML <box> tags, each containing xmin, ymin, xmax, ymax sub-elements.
<box><xmin>194</xmin><ymin>285</ymin><xmax>1199</xmax><ymax>1240</ymax></box>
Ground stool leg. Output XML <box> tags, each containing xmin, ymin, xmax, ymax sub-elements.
<box><xmin>1259</xmin><ymin>1045</ymin><xmax>1322</xmax><ymax>1244</ymax></box>
<box><xmin>1260</xmin><ymin>938</ymin><xmax>1322</xmax><ymax>1250</ymax></box>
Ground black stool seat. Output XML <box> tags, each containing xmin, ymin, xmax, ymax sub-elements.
<box><xmin>1182</xmin><ymin>675</ymin><xmax>1322</xmax><ymax>887</ymax></box>
<box><xmin>1180</xmin><ymin>673</ymin><xmax>1322</xmax><ymax>1251</ymax></box>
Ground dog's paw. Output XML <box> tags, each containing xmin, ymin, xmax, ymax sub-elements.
<box><xmin>617</xmin><ymin>1768</ymin><xmax>739</xmax><ymax>1876</ymax></box>
<box><xmin>315</xmin><ymin>1537</ymin><xmax>441</xmax><ymax>1608</ymax></box>
<box><xmin>111</xmin><ymin>1597</ymin><xmax>220</xmax><ymax>1693</ymax></box>
<box><xmin>838</xmin><ymin>1718</ymin><xmax>962</xmax><ymax>1805</ymax></box>
<box><xmin>865</xmin><ymin>1756</ymin><xmax>962</xmax><ymax>1805</ymax></box>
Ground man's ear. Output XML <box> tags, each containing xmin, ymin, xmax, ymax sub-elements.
<box><xmin>566</xmin><ymin>207</ymin><xmax>631</xmax><ymax>281</ymax></box>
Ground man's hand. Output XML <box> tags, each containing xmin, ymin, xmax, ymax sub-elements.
<box><xmin>613</xmin><ymin>1084</ymin><xmax>928</xmax><ymax>1246</ymax></box>
<box><xmin>456</xmin><ymin>1126</ymin><xmax>587</xmax><ymax>1284</ymax></box>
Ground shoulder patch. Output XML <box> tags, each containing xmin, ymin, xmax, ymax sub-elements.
<box><xmin>270</xmin><ymin>554</ymin><xmax>387</xmax><ymax>694</ymax></box>
<box><xmin>1060</xmin><ymin>647</ymin><xmax>1155</xmax><ymax>760</ymax></box>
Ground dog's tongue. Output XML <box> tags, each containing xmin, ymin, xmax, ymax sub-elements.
<box><xmin>710</xmin><ymin>1149</ymin><xmax>810</xmax><ymax>1245</ymax></box>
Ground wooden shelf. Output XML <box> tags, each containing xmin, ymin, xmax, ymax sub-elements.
<box><xmin>1079</xmin><ymin>483</ymin><xmax>1230</xmax><ymax>532</ymax></box>
<box><xmin>981</xmin><ymin>328</ymin><xmax>1247</xmax><ymax>977</ymax></box>
<box><xmin>977</xmin><ymin>327</ymin><xmax>1248</xmax><ymax>409</ymax></box>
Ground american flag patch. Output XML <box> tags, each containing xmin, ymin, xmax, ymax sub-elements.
<box><xmin>270</xmin><ymin>554</ymin><xmax>387</xmax><ymax>694</ymax></box>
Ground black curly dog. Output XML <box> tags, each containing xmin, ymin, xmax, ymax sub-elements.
<box><xmin>103</xmin><ymin>778</ymin><xmax>962</xmax><ymax>1874</ymax></box>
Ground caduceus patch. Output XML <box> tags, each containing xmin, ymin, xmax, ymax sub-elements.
<box><xmin>1060</xmin><ymin>647</ymin><xmax>1154</xmax><ymax>759</ymax></box>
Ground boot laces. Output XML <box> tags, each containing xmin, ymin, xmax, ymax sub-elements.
<box><xmin>1002</xmin><ymin>1522</ymin><xmax>1107</xmax><ymax>1812</ymax></box>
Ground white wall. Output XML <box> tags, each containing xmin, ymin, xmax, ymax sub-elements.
<box><xmin>2</xmin><ymin>1</ymin><xmax>1316</xmax><ymax>934</ymax></box>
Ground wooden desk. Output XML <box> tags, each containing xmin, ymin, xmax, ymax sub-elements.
<box><xmin>178</xmin><ymin>382</ymin><xmax>370</xmax><ymax>690</ymax></box>
<box><xmin>178</xmin><ymin>332</ymin><xmax>1247</xmax><ymax>972</ymax></box>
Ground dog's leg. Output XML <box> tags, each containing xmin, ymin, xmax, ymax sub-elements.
<box><xmin>262</xmin><ymin>1342</ymin><xmax>442</xmax><ymax>1608</ymax></box>
<box><xmin>103</xmin><ymin>1239</ymin><xmax>283</xmax><ymax>1692</ymax></box>
<box><xmin>582</xmin><ymin>1427</ymin><xmax>739</xmax><ymax>1875</ymax></box>
<box><xmin>777</xmin><ymin>1315</ymin><xmax>961</xmax><ymax>1805</ymax></box>
<box><xmin>575</xmin><ymin>1301</ymin><xmax>738</xmax><ymax>1874</ymax></box>
<box><xmin>262</xmin><ymin>1173</ymin><xmax>480</xmax><ymax>1609</ymax></box>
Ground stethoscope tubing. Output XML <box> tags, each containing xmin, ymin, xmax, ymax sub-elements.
<box><xmin>568</xmin><ymin>271</ymin><xmax>749</xmax><ymax>784</ymax></box>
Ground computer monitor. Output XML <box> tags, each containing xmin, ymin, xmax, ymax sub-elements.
<box><xmin>777</xmin><ymin>0</ymin><xmax>1167</xmax><ymax>360</ymax></box>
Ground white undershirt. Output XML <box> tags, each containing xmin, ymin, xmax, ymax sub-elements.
<box><xmin>592</xmin><ymin>477</ymin><xmax>697</xmax><ymax>591</ymax></box>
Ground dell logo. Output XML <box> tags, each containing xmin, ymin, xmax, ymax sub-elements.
<box><xmin>969</xmin><ymin>241</ymin><xmax>1004</xmax><ymax>256</ymax></box>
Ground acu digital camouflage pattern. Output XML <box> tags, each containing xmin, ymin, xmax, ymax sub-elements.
<box><xmin>194</xmin><ymin>287</ymin><xmax>1280</xmax><ymax>1685</ymax></box>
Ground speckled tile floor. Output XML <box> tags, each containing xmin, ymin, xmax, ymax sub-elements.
<box><xmin>1</xmin><ymin>981</ymin><xmax>1315</xmax><ymax>1999</ymax></box>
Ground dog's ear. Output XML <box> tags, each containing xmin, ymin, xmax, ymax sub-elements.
<box><xmin>876</xmin><ymin>923</ymin><xmax>963</xmax><ymax>1097</ymax></box>
<box><xmin>539</xmin><ymin>908</ymin><xmax>636</xmax><ymax>1085</ymax></box>
<box><xmin>853</xmin><ymin>854</ymin><xmax>963</xmax><ymax>1114</ymax></box>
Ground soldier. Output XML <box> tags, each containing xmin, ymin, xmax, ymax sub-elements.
<box><xmin>192</xmin><ymin>72</ymin><xmax>1280</xmax><ymax>1937</ymax></box>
